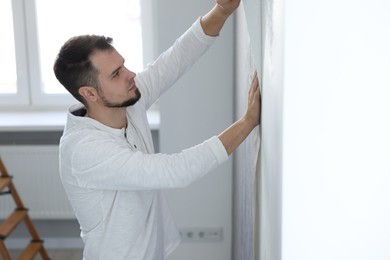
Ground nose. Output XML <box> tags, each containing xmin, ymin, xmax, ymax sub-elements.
<box><xmin>128</xmin><ymin>68</ymin><xmax>136</xmax><ymax>78</ymax></box>
<box><xmin>125</xmin><ymin>68</ymin><xmax>136</xmax><ymax>81</ymax></box>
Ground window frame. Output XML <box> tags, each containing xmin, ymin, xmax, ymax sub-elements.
<box><xmin>0</xmin><ymin>0</ymin><xmax>30</xmax><ymax>107</ymax></box>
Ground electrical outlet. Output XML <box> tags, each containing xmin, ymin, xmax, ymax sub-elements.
<box><xmin>179</xmin><ymin>227</ymin><xmax>223</xmax><ymax>243</ymax></box>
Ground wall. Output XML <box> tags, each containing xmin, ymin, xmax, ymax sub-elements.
<box><xmin>258</xmin><ymin>0</ymin><xmax>284</xmax><ymax>259</ymax></box>
<box><xmin>282</xmin><ymin>0</ymin><xmax>390</xmax><ymax>259</ymax></box>
<box><xmin>237</xmin><ymin>0</ymin><xmax>390</xmax><ymax>259</ymax></box>
<box><xmin>233</xmin><ymin>3</ymin><xmax>261</xmax><ymax>260</ymax></box>
<box><xmin>235</xmin><ymin>0</ymin><xmax>283</xmax><ymax>259</ymax></box>
<box><xmin>156</xmin><ymin>1</ymin><xmax>234</xmax><ymax>260</ymax></box>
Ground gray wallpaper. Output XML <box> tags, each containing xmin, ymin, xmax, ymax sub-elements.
<box><xmin>234</xmin><ymin>0</ymin><xmax>283</xmax><ymax>259</ymax></box>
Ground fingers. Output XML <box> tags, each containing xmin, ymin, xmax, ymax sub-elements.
<box><xmin>249</xmin><ymin>70</ymin><xmax>259</xmax><ymax>97</ymax></box>
<box><xmin>253</xmin><ymin>71</ymin><xmax>259</xmax><ymax>90</ymax></box>
<box><xmin>244</xmin><ymin>70</ymin><xmax>261</xmax><ymax>127</ymax></box>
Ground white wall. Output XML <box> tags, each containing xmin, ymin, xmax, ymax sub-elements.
<box><xmin>233</xmin><ymin>3</ymin><xmax>262</xmax><ymax>260</ymax></box>
<box><xmin>237</xmin><ymin>1</ymin><xmax>284</xmax><ymax>259</ymax></box>
<box><xmin>155</xmin><ymin>1</ymin><xmax>234</xmax><ymax>259</ymax></box>
<box><xmin>282</xmin><ymin>0</ymin><xmax>390</xmax><ymax>259</ymax></box>
<box><xmin>258</xmin><ymin>0</ymin><xmax>284</xmax><ymax>258</ymax></box>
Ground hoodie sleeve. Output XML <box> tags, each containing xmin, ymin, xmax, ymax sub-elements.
<box><xmin>135</xmin><ymin>17</ymin><xmax>218</xmax><ymax>110</ymax></box>
<box><xmin>63</xmin><ymin>134</ymin><xmax>228</xmax><ymax>191</ymax></box>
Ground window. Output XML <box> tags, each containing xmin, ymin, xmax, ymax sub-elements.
<box><xmin>1</xmin><ymin>0</ymin><xmax>17</xmax><ymax>95</ymax></box>
<box><xmin>0</xmin><ymin>0</ymin><xmax>28</xmax><ymax>105</ymax></box>
<box><xmin>0</xmin><ymin>0</ymin><xmax>151</xmax><ymax>109</ymax></box>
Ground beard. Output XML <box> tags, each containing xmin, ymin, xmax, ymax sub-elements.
<box><xmin>100</xmin><ymin>88</ymin><xmax>141</xmax><ymax>108</ymax></box>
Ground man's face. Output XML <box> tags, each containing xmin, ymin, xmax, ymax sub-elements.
<box><xmin>90</xmin><ymin>48</ymin><xmax>141</xmax><ymax>108</ymax></box>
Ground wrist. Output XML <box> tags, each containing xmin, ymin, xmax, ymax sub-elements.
<box><xmin>215</xmin><ymin>4</ymin><xmax>234</xmax><ymax>18</ymax></box>
<box><xmin>242</xmin><ymin>113</ymin><xmax>260</xmax><ymax>130</ymax></box>
<box><xmin>200</xmin><ymin>4</ymin><xmax>230</xmax><ymax>36</ymax></box>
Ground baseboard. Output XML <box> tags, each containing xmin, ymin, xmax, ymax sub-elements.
<box><xmin>5</xmin><ymin>237</ymin><xmax>83</xmax><ymax>249</ymax></box>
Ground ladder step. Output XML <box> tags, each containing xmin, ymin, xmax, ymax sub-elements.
<box><xmin>17</xmin><ymin>241</ymin><xmax>43</xmax><ymax>260</ymax></box>
<box><xmin>0</xmin><ymin>177</ymin><xmax>11</xmax><ymax>192</ymax></box>
<box><xmin>0</xmin><ymin>158</ymin><xmax>50</xmax><ymax>259</ymax></box>
<box><xmin>0</xmin><ymin>209</ymin><xmax>28</xmax><ymax>239</ymax></box>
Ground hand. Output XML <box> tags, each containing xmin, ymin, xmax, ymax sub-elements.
<box><xmin>217</xmin><ymin>70</ymin><xmax>260</xmax><ymax>155</ymax></box>
<box><xmin>216</xmin><ymin>0</ymin><xmax>241</xmax><ymax>15</ymax></box>
<box><xmin>244</xmin><ymin>70</ymin><xmax>261</xmax><ymax>128</ymax></box>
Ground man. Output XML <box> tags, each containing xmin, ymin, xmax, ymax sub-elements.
<box><xmin>54</xmin><ymin>0</ymin><xmax>260</xmax><ymax>259</ymax></box>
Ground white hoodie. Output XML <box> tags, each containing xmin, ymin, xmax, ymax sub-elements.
<box><xmin>59</xmin><ymin>18</ymin><xmax>229</xmax><ymax>260</ymax></box>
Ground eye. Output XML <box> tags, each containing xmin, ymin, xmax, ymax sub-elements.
<box><xmin>113</xmin><ymin>70</ymin><xmax>120</xmax><ymax>78</ymax></box>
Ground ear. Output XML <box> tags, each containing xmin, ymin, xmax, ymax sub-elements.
<box><xmin>79</xmin><ymin>86</ymin><xmax>98</xmax><ymax>102</ymax></box>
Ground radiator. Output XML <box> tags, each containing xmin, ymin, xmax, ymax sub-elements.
<box><xmin>0</xmin><ymin>145</ymin><xmax>75</xmax><ymax>219</ymax></box>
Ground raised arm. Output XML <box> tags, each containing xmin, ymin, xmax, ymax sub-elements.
<box><xmin>201</xmin><ymin>0</ymin><xmax>241</xmax><ymax>36</ymax></box>
<box><xmin>219</xmin><ymin>71</ymin><xmax>261</xmax><ymax>155</ymax></box>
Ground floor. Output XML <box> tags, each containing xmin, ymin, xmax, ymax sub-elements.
<box><xmin>8</xmin><ymin>249</ymin><xmax>83</xmax><ymax>259</ymax></box>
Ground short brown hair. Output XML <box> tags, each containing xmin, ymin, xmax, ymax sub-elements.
<box><xmin>53</xmin><ymin>35</ymin><xmax>113</xmax><ymax>105</ymax></box>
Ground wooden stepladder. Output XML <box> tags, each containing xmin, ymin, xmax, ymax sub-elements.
<box><xmin>0</xmin><ymin>157</ymin><xmax>50</xmax><ymax>260</ymax></box>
